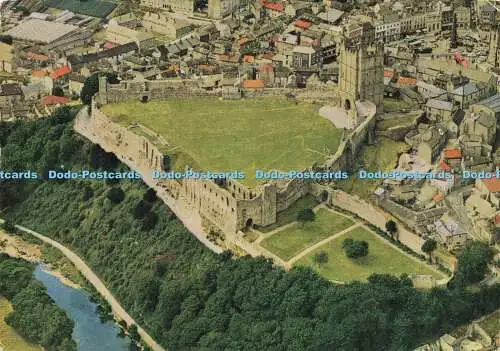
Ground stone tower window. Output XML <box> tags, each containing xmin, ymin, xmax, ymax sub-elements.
<box><xmin>345</xmin><ymin>99</ymin><xmax>351</xmax><ymax>110</ymax></box>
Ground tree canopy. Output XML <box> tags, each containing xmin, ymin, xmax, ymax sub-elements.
<box><xmin>0</xmin><ymin>254</ymin><xmax>76</xmax><ymax>351</ymax></box>
<box><xmin>297</xmin><ymin>208</ymin><xmax>315</xmax><ymax>223</ymax></box>
<box><xmin>342</xmin><ymin>238</ymin><xmax>369</xmax><ymax>259</ymax></box>
<box><xmin>3</xmin><ymin>114</ymin><xmax>500</xmax><ymax>351</ymax></box>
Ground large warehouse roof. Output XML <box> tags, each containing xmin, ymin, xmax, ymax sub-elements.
<box><xmin>6</xmin><ymin>19</ymin><xmax>78</xmax><ymax>44</ymax></box>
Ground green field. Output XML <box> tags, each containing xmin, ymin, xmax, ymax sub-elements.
<box><xmin>0</xmin><ymin>298</ymin><xmax>43</xmax><ymax>351</ymax></box>
<box><xmin>260</xmin><ymin>208</ymin><xmax>354</xmax><ymax>260</ymax></box>
<box><xmin>43</xmin><ymin>0</ymin><xmax>116</xmax><ymax>17</ymax></box>
<box><xmin>296</xmin><ymin>227</ymin><xmax>443</xmax><ymax>282</ymax></box>
<box><xmin>259</xmin><ymin>194</ymin><xmax>319</xmax><ymax>233</ymax></box>
<box><xmin>102</xmin><ymin>98</ymin><xmax>341</xmax><ymax>186</ymax></box>
<box><xmin>383</xmin><ymin>98</ymin><xmax>414</xmax><ymax>113</ymax></box>
<box><xmin>377</xmin><ymin>112</ymin><xmax>420</xmax><ymax>130</ymax></box>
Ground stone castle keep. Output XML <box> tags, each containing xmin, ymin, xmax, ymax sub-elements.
<box><xmin>79</xmin><ymin>20</ymin><xmax>383</xmax><ymax>241</ymax></box>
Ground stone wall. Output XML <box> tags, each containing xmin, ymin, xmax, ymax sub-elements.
<box><xmin>99</xmin><ymin>79</ymin><xmax>219</xmax><ymax>105</ymax></box>
<box><xmin>378</xmin><ymin>197</ymin><xmax>447</xmax><ymax>234</ymax></box>
<box><xmin>91</xmin><ymin>107</ymin><xmax>164</xmax><ymax>171</ymax></box>
<box><xmin>91</xmin><ymin>77</ymin><xmax>378</xmax><ymax>236</ymax></box>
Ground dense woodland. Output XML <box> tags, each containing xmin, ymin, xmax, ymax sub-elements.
<box><xmin>0</xmin><ymin>254</ymin><xmax>76</xmax><ymax>351</ymax></box>
<box><xmin>1</xmin><ymin>108</ymin><xmax>500</xmax><ymax>350</ymax></box>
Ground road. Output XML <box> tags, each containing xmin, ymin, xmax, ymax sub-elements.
<box><xmin>0</xmin><ymin>219</ymin><xmax>166</xmax><ymax>351</ymax></box>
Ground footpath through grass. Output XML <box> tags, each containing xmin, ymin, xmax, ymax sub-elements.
<box><xmin>296</xmin><ymin>226</ymin><xmax>443</xmax><ymax>282</ymax></box>
<box><xmin>260</xmin><ymin>208</ymin><xmax>354</xmax><ymax>261</ymax></box>
<box><xmin>102</xmin><ymin>98</ymin><xmax>341</xmax><ymax>186</ymax></box>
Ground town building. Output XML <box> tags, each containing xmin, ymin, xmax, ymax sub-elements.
<box><xmin>0</xmin><ymin>42</ymin><xmax>13</xmax><ymax>73</ymax></box>
<box><xmin>434</xmin><ymin>213</ymin><xmax>468</xmax><ymax>251</ymax></box>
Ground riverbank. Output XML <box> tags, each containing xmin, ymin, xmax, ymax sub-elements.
<box><xmin>0</xmin><ymin>231</ymin><xmax>81</xmax><ymax>289</ymax></box>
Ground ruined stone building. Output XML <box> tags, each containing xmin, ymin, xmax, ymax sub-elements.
<box><xmin>84</xmin><ymin>16</ymin><xmax>383</xmax><ymax>238</ymax></box>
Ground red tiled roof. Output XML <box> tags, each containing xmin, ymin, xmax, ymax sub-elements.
<box><xmin>444</xmin><ymin>148</ymin><xmax>462</xmax><ymax>159</ymax></box>
<box><xmin>482</xmin><ymin>178</ymin><xmax>500</xmax><ymax>193</ymax></box>
<box><xmin>262</xmin><ymin>1</ymin><xmax>284</xmax><ymax>11</ymax></box>
<box><xmin>243</xmin><ymin>80</ymin><xmax>265</xmax><ymax>89</ymax></box>
<box><xmin>31</xmin><ymin>70</ymin><xmax>47</xmax><ymax>77</ymax></box>
<box><xmin>439</xmin><ymin>159</ymin><xmax>451</xmax><ymax>172</ymax></box>
<box><xmin>295</xmin><ymin>20</ymin><xmax>312</xmax><ymax>29</ymax></box>
<box><xmin>243</xmin><ymin>55</ymin><xmax>255</xmax><ymax>64</ymax></box>
<box><xmin>433</xmin><ymin>192</ymin><xmax>444</xmax><ymax>201</ymax></box>
<box><xmin>398</xmin><ymin>76</ymin><xmax>417</xmax><ymax>85</ymax></box>
<box><xmin>26</xmin><ymin>51</ymin><xmax>49</xmax><ymax>61</ymax></box>
<box><xmin>494</xmin><ymin>214</ymin><xmax>500</xmax><ymax>224</ymax></box>
<box><xmin>103</xmin><ymin>42</ymin><xmax>117</xmax><ymax>49</ymax></box>
<box><xmin>384</xmin><ymin>70</ymin><xmax>394</xmax><ymax>77</ymax></box>
<box><xmin>42</xmin><ymin>95</ymin><xmax>70</xmax><ymax>106</ymax></box>
<box><xmin>51</xmin><ymin>66</ymin><xmax>72</xmax><ymax>80</ymax></box>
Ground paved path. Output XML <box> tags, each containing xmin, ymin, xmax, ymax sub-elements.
<box><xmin>0</xmin><ymin>219</ymin><xmax>165</xmax><ymax>351</ymax></box>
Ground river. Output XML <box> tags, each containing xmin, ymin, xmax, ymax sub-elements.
<box><xmin>34</xmin><ymin>265</ymin><xmax>131</xmax><ymax>351</ymax></box>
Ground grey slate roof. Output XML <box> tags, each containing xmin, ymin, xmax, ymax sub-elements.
<box><xmin>426</xmin><ymin>99</ymin><xmax>453</xmax><ymax>111</ymax></box>
<box><xmin>478</xmin><ymin>94</ymin><xmax>500</xmax><ymax>113</ymax></box>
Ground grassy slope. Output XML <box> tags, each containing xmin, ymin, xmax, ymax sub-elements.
<box><xmin>101</xmin><ymin>98</ymin><xmax>341</xmax><ymax>186</ymax></box>
<box><xmin>296</xmin><ymin>227</ymin><xmax>443</xmax><ymax>282</ymax></box>
<box><xmin>0</xmin><ymin>298</ymin><xmax>42</xmax><ymax>351</ymax></box>
<box><xmin>261</xmin><ymin>209</ymin><xmax>354</xmax><ymax>261</ymax></box>
<box><xmin>337</xmin><ymin>137</ymin><xmax>410</xmax><ymax>200</ymax></box>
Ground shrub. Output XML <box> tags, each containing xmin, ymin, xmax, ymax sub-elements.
<box><xmin>107</xmin><ymin>187</ymin><xmax>125</xmax><ymax>204</ymax></box>
<box><xmin>297</xmin><ymin>208</ymin><xmax>315</xmax><ymax>224</ymax></box>
<box><xmin>133</xmin><ymin>200</ymin><xmax>152</xmax><ymax>219</ymax></box>
<box><xmin>141</xmin><ymin>211</ymin><xmax>158</xmax><ymax>231</ymax></box>
<box><xmin>2</xmin><ymin>220</ymin><xmax>16</xmax><ymax>232</ymax></box>
<box><xmin>143</xmin><ymin>188</ymin><xmax>157</xmax><ymax>203</ymax></box>
<box><xmin>313</xmin><ymin>251</ymin><xmax>328</xmax><ymax>264</ymax></box>
<box><xmin>82</xmin><ymin>186</ymin><xmax>94</xmax><ymax>201</ymax></box>
<box><xmin>342</xmin><ymin>238</ymin><xmax>369</xmax><ymax>259</ymax></box>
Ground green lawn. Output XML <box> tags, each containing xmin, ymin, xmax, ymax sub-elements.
<box><xmin>260</xmin><ymin>208</ymin><xmax>354</xmax><ymax>261</ymax></box>
<box><xmin>377</xmin><ymin>112</ymin><xmax>420</xmax><ymax>130</ymax></box>
<box><xmin>101</xmin><ymin>98</ymin><xmax>341</xmax><ymax>186</ymax></box>
<box><xmin>0</xmin><ymin>298</ymin><xmax>43</xmax><ymax>351</ymax></box>
<box><xmin>259</xmin><ymin>194</ymin><xmax>319</xmax><ymax>233</ymax></box>
<box><xmin>296</xmin><ymin>227</ymin><xmax>443</xmax><ymax>282</ymax></box>
<box><xmin>383</xmin><ymin>98</ymin><xmax>414</xmax><ymax>113</ymax></box>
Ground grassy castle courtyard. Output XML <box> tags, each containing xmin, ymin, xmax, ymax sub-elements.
<box><xmin>295</xmin><ymin>226</ymin><xmax>444</xmax><ymax>282</ymax></box>
<box><xmin>101</xmin><ymin>98</ymin><xmax>342</xmax><ymax>186</ymax></box>
<box><xmin>261</xmin><ymin>208</ymin><xmax>355</xmax><ymax>260</ymax></box>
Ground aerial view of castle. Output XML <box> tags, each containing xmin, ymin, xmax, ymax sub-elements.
<box><xmin>0</xmin><ymin>0</ymin><xmax>500</xmax><ymax>350</ymax></box>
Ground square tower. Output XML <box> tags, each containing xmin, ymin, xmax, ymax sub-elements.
<box><xmin>338</xmin><ymin>20</ymin><xmax>384</xmax><ymax>122</ymax></box>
